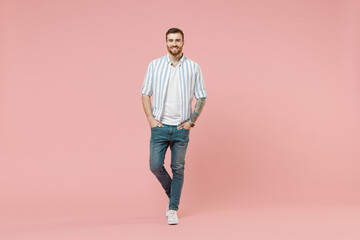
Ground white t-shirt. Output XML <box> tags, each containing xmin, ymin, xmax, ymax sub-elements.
<box><xmin>160</xmin><ymin>65</ymin><xmax>182</xmax><ymax>125</ymax></box>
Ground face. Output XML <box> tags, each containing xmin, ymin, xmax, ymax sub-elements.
<box><xmin>166</xmin><ymin>33</ymin><xmax>184</xmax><ymax>56</ymax></box>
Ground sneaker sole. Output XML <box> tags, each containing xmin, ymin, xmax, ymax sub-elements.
<box><xmin>168</xmin><ymin>220</ymin><xmax>179</xmax><ymax>225</ymax></box>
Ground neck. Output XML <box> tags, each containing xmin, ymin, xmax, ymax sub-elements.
<box><xmin>168</xmin><ymin>52</ymin><xmax>183</xmax><ymax>66</ymax></box>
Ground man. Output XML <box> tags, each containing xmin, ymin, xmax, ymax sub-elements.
<box><xmin>141</xmin><ymin>28</ymin><xmax>207</xmax><ymax>225</ymax></box>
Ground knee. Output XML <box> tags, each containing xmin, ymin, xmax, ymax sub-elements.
<box><xmin>150</xmin><ymin>163</ymin><xmax>163</xmax><ymax>174</ymax></box>
<box><xmin>171</xmin><ymin>164</ymin><xmax>184</xmax><ymax>174</ymax></box>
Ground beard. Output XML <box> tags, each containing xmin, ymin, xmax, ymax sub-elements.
<box><xmin>167</xmin><ymin>46</ymin><xmax>183</xmax><ymax>56</ymax></box>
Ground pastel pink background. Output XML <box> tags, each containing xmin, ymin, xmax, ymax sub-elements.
<box><xmin>1</xmin><ymin>0</ymin><xmax>360</xmax><ymax>239</ymax></box>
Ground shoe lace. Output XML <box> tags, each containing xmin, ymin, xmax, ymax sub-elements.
<box><xmin>168</xmin><ymin>210</ymin><xmax>176</xmax><ymax>217</ymax></box>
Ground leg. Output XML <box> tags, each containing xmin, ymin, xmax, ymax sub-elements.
<box><xmin>150</xmin><ymin>126</ymin><xmax>172</xmax><ymax>198</ymax></box>
<box><xmin>169</xmin><ymin>128</ymin><xmax>190</xmax><ymax>210</ymax></box>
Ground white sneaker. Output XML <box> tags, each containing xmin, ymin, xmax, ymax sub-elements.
<box><xmin>165</xmin><ymin>198</ymin><xmax>170</xmax><ymax>217</ymax></box>
<box><xmin>167</xmin><ymin>210</ymin><xmax>179</xmax><ymax>225</ymax></box>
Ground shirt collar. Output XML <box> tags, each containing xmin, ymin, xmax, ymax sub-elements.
<box><xmin>166</xmin><ymin>53</ymin><xmax>186</xmax><ymax>66</ymax></box>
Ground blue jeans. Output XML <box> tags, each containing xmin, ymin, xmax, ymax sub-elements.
<box><xmin>149</xmin><ymin>124</ymin><xmax>190</xmax><ymax>211</ymax></box>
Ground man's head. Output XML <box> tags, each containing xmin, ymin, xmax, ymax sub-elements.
<box><xmin>166</xmin><ymin>28</ymin><xmax>184</xmax><ymax>56</ymax></box>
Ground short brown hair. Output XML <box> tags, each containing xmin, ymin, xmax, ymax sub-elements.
<box><xmin>166</xmin><ymin>28</ymin><xmax>184</xmax><ymax>41</ymax></box>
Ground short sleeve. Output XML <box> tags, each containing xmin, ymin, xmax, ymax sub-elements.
<box><xmin>141</xmin><ymin>62</ymin><xmax>153</xmax><ymax>96</ymax></box>
<box><xmin>194</xmin><ymin>65</ymin><xmax>207</xmax><ymax>99</ymax></box>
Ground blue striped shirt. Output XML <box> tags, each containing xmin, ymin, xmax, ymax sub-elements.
<box><xmin>141</xmin><ymin>54</ymin><xmax>207</xmax><ymax>124</ymax></box>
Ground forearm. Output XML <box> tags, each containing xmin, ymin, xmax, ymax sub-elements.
<box><xmin>141</xmin><ymin>94</ymin><xmax>155</xmax><ymax>122</ymax></box>
<box><xmin>189</xmin><ymin>98</ymin><xmax>206</xmax><ymax>124</ymax></box>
